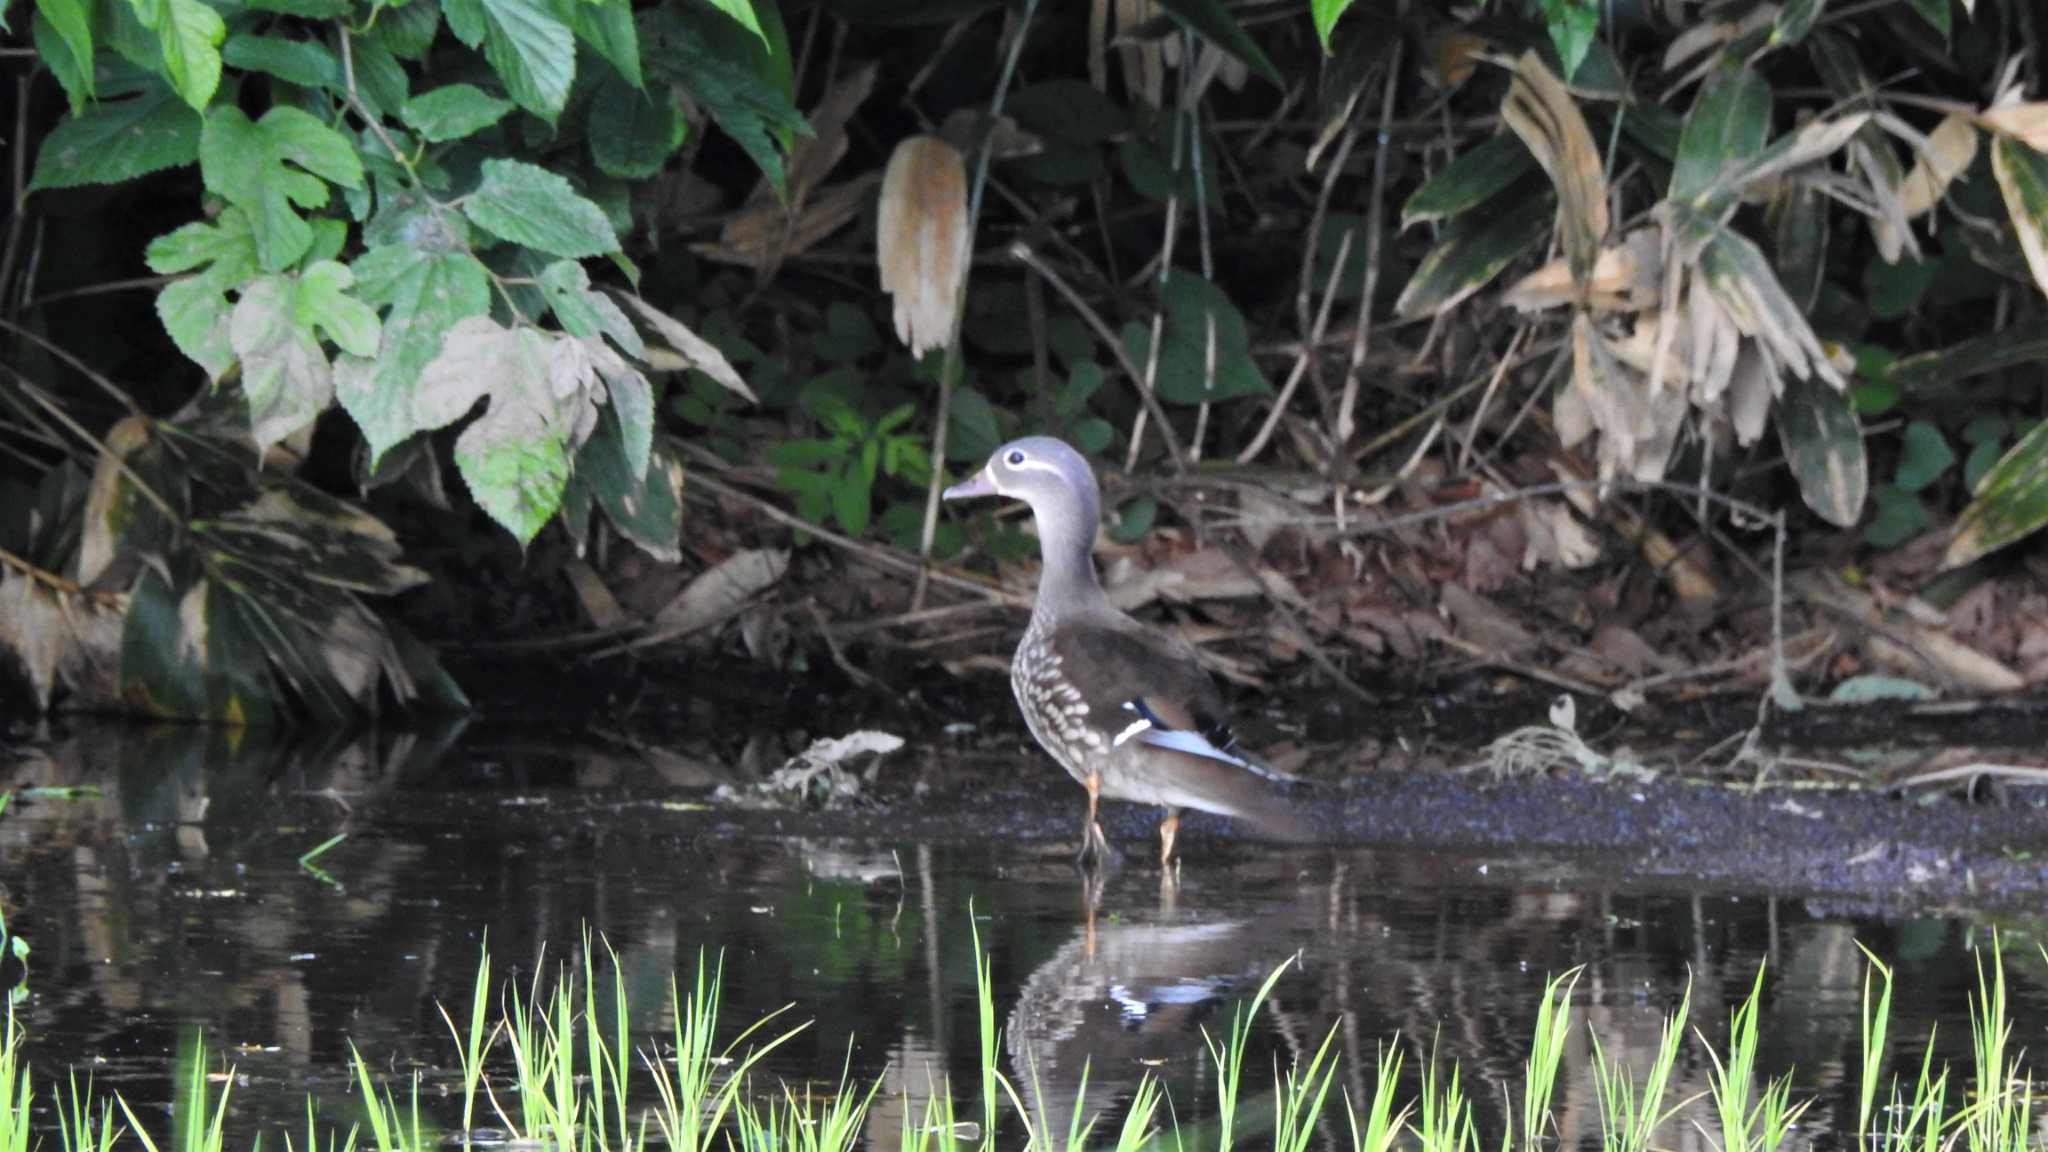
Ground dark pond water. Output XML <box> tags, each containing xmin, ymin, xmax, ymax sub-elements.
<box><xmin>1</xmin><ymin>722</ymin><xmax>2043</xmax><ymax>1151</ymax></box>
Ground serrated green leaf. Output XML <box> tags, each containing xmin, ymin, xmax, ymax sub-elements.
<box><xmin>1671</xmin><ymin>64</ymin><xmax>1771</xmax><ymax>206</ymax></box>
<box><xmin>1400</xmin><ymin>134</ymin><xmax>1536</xmax><ymax>228</ymax></box>
<box><xmin>222</xmin><ymin>32</ymin><xmax>341</xmax><ymax>89</ymax></box>
<box><xmin>373</xmin><ymin>0</ymin><xmax>441</xmax><ymax>57</ymax></box>
<box><xmin>148</xmin><ymin>209</ymin><xmax>258</xmax><ymax>380</ymax></box>
<box><xmin>536</xmin><ymin>259</ymin><xmax>641</xmax><ymax>357</ymax></box>
<box><xmin>574</xmin><ymin>408</ymin><xmax>681</xmax><ymax>560</ymax></box>
<box><xmin>350</xmin><ymin>37</ymin><xmax>411</xmax><ymax>117</ymax></box>
<box><xmin>34</xmin><ymin>11</ymin><xmax>94</xmax><ymax>114</ymax></box>
<box><xmin>558</xmin><ymin>0</ymin><xmax>639</xmax><ymax>89</ymax></box>
<box><xmin>1151</xmin><ymin>0</ymin><xmax>1279</xmax><ymax>84</ymax></box>
<box><xmin>27</xmin><ymin>86</ymin><xmax>201</xmax><ymax>191</ymax></box>
<box><xmin>295</xmin><ymin>261</ymin><xmax>382</xmax><ymax>356</ymax></box>
<box><xmin>200</xmin><ymin>105</ymin><xmax>364</xmax><ymax>272</ymax></box>
<box><xmin>1393</xmin><ymin>191</ymin><xmax>1553</xmax><ymax>318</ymax></box>
<box><xmin>335</xmin><ymin>242</ymin><xmax>493</xmax><ymax>464</ymax></box>
<box><xmin>1894</xmin><ymin>420</ymin><xmax>1955</xmax><ymax>493</ymax></box>
<box><xmin>1777</xmin><ymin>372</ymin><xmax>1867</xmax><ymax>528</ymax></box>
<box><xmin>33</xmin><ymin>0</ymin><xmax>95</xmax><ymax>109</ymax></box>
<box><xmin>588</xmin><ymin>75</ymin><xmax>681</xmax><ymax>178</ymax></box>
<box><xmin>127</xmin><ymin>0</ymin><xmax>223</xmax><ymax>110</ymax></box>
<box><xmin>1946</xmin><ymin>418</ymin><xmax>2048</xmax><ymax>568</ymax></box>
<box><xmin>463</xmin><ymin>158</ymin><xmax>618</xmax><ymax>257</ymax></box>
<box><xmin>411</xmin><ymin>317</ymin><xmax>591</xmax><ymax>544</ymax></box>
<box><xmin>229</xmin><ymin>275</ymin><xmax>336</xmax><ymax>451</ymax></box>
<box><xmin>441</xmin><ymin>0</ymin><xmax>575</xmax><ymax>119</ymax></box>
<box><xmin>400</xmin><ymin>83</ymin><xmax>515</xmax><ymax>142</ymax></box>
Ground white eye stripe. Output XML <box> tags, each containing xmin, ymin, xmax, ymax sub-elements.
<box><xmin>1007</xmin><ymin>457</ymin><xmax>1065</xmax><ymax>478</ymax></box>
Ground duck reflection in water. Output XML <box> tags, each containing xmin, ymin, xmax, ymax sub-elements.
<box><xmin>1005</xmin><ymin>873</ymin><xmax>1307</xmax><ymax>1141</ymax></box>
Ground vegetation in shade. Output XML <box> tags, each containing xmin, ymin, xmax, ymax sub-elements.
<box><xmin>10</xmin><ymin>0</ymin><xmax>2048</xmax><ymax>714</ymax></box>
<box><xmin>2</xmin><ymin>926</ymin><xmax>2046</xmax><ymax>1152</ymax></box>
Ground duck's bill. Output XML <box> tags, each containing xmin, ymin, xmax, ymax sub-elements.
<box><xmin>942</xmin><ymin>469</ymin><xmax>996</xmax><ymax>500</ymax></box>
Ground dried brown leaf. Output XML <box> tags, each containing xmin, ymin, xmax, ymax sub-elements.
<box><xmin>613</xmin><ymin>293</ymin><xmax>758</xmax><ymax>402</ymax></box>
<box><xmin>1899</xmin><ymin>112</ymin><xmax>1980</xmax><ymax>218</ymax></box>
<box><xmin>1979</xmin><ymin>102</ymin><xmax>2048</xmax><ymax>151</ymax></box>
<box><xmin>1502</xmin><ymin>50</ymin><xmax>1609</xmax><ymax>286</ymax></box>
<box><xmin>877</xmin><ymin>134</ymin><xmax>971</xmax><ymax>358</ymax></box>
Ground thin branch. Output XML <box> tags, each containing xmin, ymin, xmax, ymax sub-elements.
<box><xmin>1332</xmin><ymin>38</ymin><xmax>1404</xmax><ymax>452</ymax></box>
<box><xmin>912</xmin><ymin>0</ymin><xmax>1040</xmax><ymax>611</ymax></box>
<box><xmin>1011</xmin><ymin>240</ymin><xmax>1187</xmax><ymax>469</ymax></box>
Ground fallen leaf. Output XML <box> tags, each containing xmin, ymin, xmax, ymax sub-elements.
<box><xmin>645</xmin><ymin>548</ymin><xmax>789</xmax><ymax>643</ymax></box>
<box><xmin>877</xmin><ymin>135</ymin><xmax>970</xmax><ymax>358</ymax></box>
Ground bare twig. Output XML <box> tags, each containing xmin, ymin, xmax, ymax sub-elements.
<box><xmin>1331</xmin><ymin>39</ymin><xmax>1404</xmax><ymax>453</ymax></box>
<box><xmin>0</xmin><ymin>77</ymin><xmax>30</xmax><ymax>315</ymax></box>
<box><xmin>1011</xmin><ymin>241</ymin><xmax>1187</xmax><ymax>468</ymax></box>
<box><xmin>912</xmin><ymin>0</ymin><xmax>1040</xmax><ymax>611</ymax></box>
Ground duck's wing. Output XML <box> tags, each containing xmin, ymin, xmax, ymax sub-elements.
<box><xmin>1047</xmin><ymin>614</ymin><xmax>1249</xmax><ymax>768</ymax></box>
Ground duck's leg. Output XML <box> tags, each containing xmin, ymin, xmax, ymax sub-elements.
<box><xmin>1077</xmin><ymin>770</ymin><xmax>1111</xmax><ymax>868</ymax></box>
<box><xmin>1159</xmin><ymin>806</ymin><xmax>1181</xmax><ymax>866</ymax></box>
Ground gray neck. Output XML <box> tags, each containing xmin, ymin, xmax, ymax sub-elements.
<box><xmin>1031</xmin><ymin>489</ymin><xmax>1106</xmax><ymax>615</ymax></box>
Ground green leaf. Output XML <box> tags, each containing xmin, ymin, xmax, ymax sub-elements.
<box><xmin>1894</xmin><ymin>420</ymin><xmax>1955</xmax><ymax>494</ymax></box>
<box><xmin>1885</xmin><ymin>321</ymin><xmax>2048</xmax><ymax>391</ymax></box>
<box><xmin>229</xmin><ymin>276</ymin><xmax>330</xmax><ymax>451</ymax></box>
<box><xmin>1400</xmin><ymin>134</ymin><xmax>1536</xmax><ymax>229</ymax></box>
<box><xmin>334</xmin><ymin>239</ymin><xmax>493</xmax><ymax>464</ymax></box>
<box><xmin>373</xmin><ymin>0</ymin><xmax>441</xmax><ymax>58</ymax></box>
<box><xmin>222</xmin><ymin>32</ymin><xmax>341</xmax><ymax>89</ymax></box>
<box><xmin>1118</xmin><ymin>274</ymin><xmax>1269</xmax><ymax>405</ymax></box>
<box><xmin>33</xmin><ymin>0</ymin><xmax>95</xmax><ymax>110</ymax></box>
<box><xmin>34</xmin><ymin>11</ymin><xmax>94</xmax><ymax>114</ymax></box>
<box><xmin>1866</xmin><ymin>254</ymin><xmax>1934</xmax><ymax>319</ymax></box>
<box><xmin>1946</xmin><ymin>418</ymin><xmax>2048</xmax><ymax>568</ymax></box>
<box><xmin>1776</xmin><ymin>373</ymin><xmax>1867</xmax><ymax>528</ymax></box>
<box><xmin>400</xmin><ymin>83</ymin><xmax>515</xmax><ymax>142</ymax></box>
<box><xmin>588</xmin><ymin>76</ymin><xmax>682</xmax><ymax>179</ymax></box>
<box><xmin>946</xmin><ymin>387</ymin><xmax>1002</xmax><ymax>464</ymax></box>
<box><xmin>1990</xmin><ymin>134</ymin><xmax>2048</xmax><ymax>305</ymax></box>
<box><xmin>410</xmin><ymin>317</ymin><xmax>589</xmax><ymax>544</ymax></box>
<box><xmin>120</xmin><ymin>565</ymin><xmax>206</xmax><ymax>718</ymax></box>
<box><xmin>1393</xmin><ymin>190</ymin><xmax>1553</xmax><ymax>318</ymax></box>
<box><xmin>200</xmin><ymin>105</ymin><xmax>364</xmax><ymax>272</ymax></box>
<box><xmin>573</xmin><ymin>406</ymin><xmax>679</xmax><ymax>560</ymax></box>
<box><xmin>1537</xmin><ymin>0</ymin><xmax>1597</xmax><ymax>81</ymax></box>
<box><xmin>147</xmin><ymin>207</ymin><xmax>258</xmax><ymax>379</ymax></box>
<box><xmin>1966</xmin><ymin>439</ymin><xmax>2004</xmax><ymax>493</ymax></box>
<box><xmin>27</xmin><ymin>86</ymin><xmax>201</xmax><ymax>191</ymax></box>
<box><xmin>1670</xmin><ymin>64</ymin><xmax>1770</xmax><ymax>206</ymax></box>
<box><xmin>1768</xmin><ymin>0</ymin><xmax>1823</xmax><ymax>48</ymax></box>
<box><xmin>1310</xmin><ymin>0</ymin><xmax>1351</xmax><ymax>51</ymax></box>
<box><xmin>1150</xmin><ymin>0</ymin><xmax>1279</xmax><ymax>84</ymax></box>
<box><xmin>643</xmin><ymin>3</ymin><xmax>807</xmax><ymax>195</ymax></box>
<box><xmin>702</xmin><ymin>0</ymin><xmax>762</xmax><ymax>41</ymax></box>
<box><xmin>1904</xmin><ymin>0</ymin><xmax>1948</xmax><ymax>41</ymax></box>
<box><xmin>1109</xmin><ymin>495</ymin><xmax>1157</xmax><ymax>543</ymax></box>
<box><xmin>441</xmin><ymin>0</ymin><xmax>575</xmax><ymax>119</ymax></box>
<box><xmin>1007</xmin><ymin>79</ymin><xmax>1129</xmax><ymax>145</ymax></box>
<box><xmin>463</xmin><ymin>158</ymin><xmax>619</xmax><ymax>257</ymax></box>
<box><xmin>559</xmin><ymin>0</ymin><xmax>640</xmax><ymax>88</ymax></box>
<box><xmin>536</xmin><ymin>259</ymin><xmax>641</xmax><ymax>357</ymax></box>
<box><xmin>127</xmin><ymin>0</ymin><xmax>224</xmax><ymax>110</ymax></box>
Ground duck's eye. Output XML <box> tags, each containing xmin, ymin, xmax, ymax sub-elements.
<box><xmin>1005</xmin><ymin>450</ymin><xmax>1026</xmax><ymax>466</ymax></box>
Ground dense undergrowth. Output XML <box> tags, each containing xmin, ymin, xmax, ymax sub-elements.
<box><xmin>1</xmin><ymin>927</ymin><xmax>2045</xmax><ymax>1152</ymax></box>
<box><xmin>6</xmin><ymin>0</ymin><xmax>2048</xmax><ymax>719</ymax></box>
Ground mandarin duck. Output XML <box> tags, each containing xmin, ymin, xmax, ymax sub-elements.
<box><xmin>943</xmin><ymin>436</ymin><xmax>1308</xmax><ymax>866</ymax></box>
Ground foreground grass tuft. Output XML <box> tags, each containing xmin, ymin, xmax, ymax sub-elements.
<box><xmin>8</xmin><ymin>930</ymin><xmax>2047</xmax><ymax>1152</ymax></box>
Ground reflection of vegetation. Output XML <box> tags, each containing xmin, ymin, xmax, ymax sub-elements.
<box><xmin>8</xmin><ymin>925</ymin><xmax>2048</xmax><ymax>1152</ymax></box>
